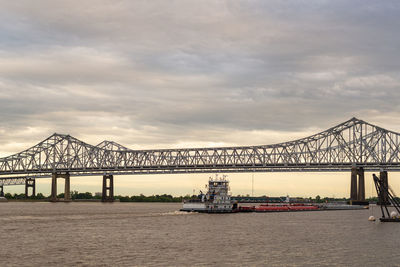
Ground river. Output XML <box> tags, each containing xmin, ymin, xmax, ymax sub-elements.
<box><xmin>0</xmin><ymin>202</ymin><xmax>399</xmax><ymax>266</ymax></box>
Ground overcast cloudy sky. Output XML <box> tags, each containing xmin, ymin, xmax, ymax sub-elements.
<box><xmin>1</xmin><ymin>0</ymin><xmax>400</xmax><ymax>197</ymax></box>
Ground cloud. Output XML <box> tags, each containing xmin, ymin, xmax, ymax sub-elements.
<box><xmin>2</xmin><ymin>1</ymin><xmax>400</xmax><ymax>197</ymax></box>
<box><xmin>0</xmin><ymin>0</ymin><xmax>400</xmax><ymax>152</ymax></box>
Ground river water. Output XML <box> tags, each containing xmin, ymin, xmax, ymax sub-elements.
<box><xmin>0</xmin><ymin>202</ymin><xmax>399</xmax><ymax>266</ymax></box>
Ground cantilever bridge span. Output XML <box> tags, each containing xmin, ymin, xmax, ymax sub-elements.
<box><xmin>0</xmin><ymin>117</ymin><xmax>399</xmax><ymax>202</ymax></box>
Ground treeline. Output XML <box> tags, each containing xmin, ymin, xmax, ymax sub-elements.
<box><xmin>2</xmin><ymin>192</ymin><xmax>101</xmax><ymax>200</ymax></box>
<box><xmin>303</xmin><ymin>195</ymin><xmax>388</xmax><ymax>203</ymax></box>
<box><xmin>3</xmin><ymin>193</ymin><xmax>47</xmax><ymax>200</ymax></box>
<box><xmin>3</xmin><ymin>191</ymin><xmax>193</xmax><ymax>202</ymax></box>
<box><xmin>117</xmin><ymin>194</ymin><xmax>191</xmax><ymax>202</ymax></box>
<box><xmin>3</xmin><ymin>191</ymin><xmax>397</xmax><ymax>203</ymax></box>
<box><xmin>313</xmin><ymin>196</ymin><xmax>399</xmax><ymax>203</ymax></box>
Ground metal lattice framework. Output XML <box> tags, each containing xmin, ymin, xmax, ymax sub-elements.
<box><xmin>0</xmin><ymin>118</ymin><xmax>400</xmax><ymax>183</ymax></box>
<box><xmin>0</xmin><ymin>176</ymin><xmax>28</xmax><ymax>186</ymax></box>
<box><xmin>96</xmin><ymin>140</ymin><xmax>129</xmax><ymax>151</ymax></box>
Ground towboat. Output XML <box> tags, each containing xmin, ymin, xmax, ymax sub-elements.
<box><xmin>181</xmin><ymin>175</ymin><xmax>236</xmax><ymax>213</ymax></box>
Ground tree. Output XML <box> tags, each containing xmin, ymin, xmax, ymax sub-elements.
<box><xmin>75</xmin><ymin>192</ymin><xmax>93</xmax><ymax>199</ymax></box>
<box><xmin>31</xmin><ymin>193</ymin><xmax>46</xmax><ymax>200</ymax></box>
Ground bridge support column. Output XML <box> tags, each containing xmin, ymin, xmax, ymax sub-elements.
<box><xmin>25</xmin><ymin>178</ymin><xmax>36</xmax><ymax>198</ymax></box>
<box><xmin>51</xmin><ymin>172</ymin><xmax>71</xmax><ymax>202</ymax></box>
<box><xmin>378</xmin><ymin>170</ymin><xmax>390</xmax><ymax>205</ymax></box>
<box><xmin>102</xmin><ymin>175</ymin><xmax>114</xmax><ymax>202</ymax></box>
<box><xmin>349</xmin><ymin>167</ymin><xmax>366</xmax><ymax>204</ymax></box>
<box><xmin>0</xmin><ymin>185</ymin><xmax>3</xmax><ymax>197</ymax></box>
<box><xmin>51</xmin><ymin>173</ymin><xmax>57</xmax><ymax>201</ymax></box>
<box><xmin>350</xmin><ymin>167</ymin><xmax>358</xmax><ymax>201</ymax></box>
<box><xmin>64</xmin><ymin>175</ymin><xmax>71</xmax><ymax>201</ymax></box>
<box><xmin>357</xmin><ymin>167</ymin><xmax>365</xmax><ymax>201</ymax></box>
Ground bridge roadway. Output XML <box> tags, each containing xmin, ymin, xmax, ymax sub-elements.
<box><xmin>0</xmin><ymin>117</ymin><xmax>399</xmax><ymax>202</ymax></box>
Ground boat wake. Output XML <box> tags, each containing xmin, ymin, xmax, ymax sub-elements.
<box><xmin>158</xmin><ymin>210</ymin><xmax>196</xmax><ymax>216</ymax></box>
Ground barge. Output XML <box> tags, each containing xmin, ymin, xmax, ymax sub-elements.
<box><xmin>181</xmin><ymin>175</ymin><xmax>368</xmax><ymax>213</ymax></box>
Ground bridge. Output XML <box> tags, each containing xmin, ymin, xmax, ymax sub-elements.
<box><xmin>0</xmin><ymin>117</ymin><xmax>398</xmax><ymax>202</ymax></box>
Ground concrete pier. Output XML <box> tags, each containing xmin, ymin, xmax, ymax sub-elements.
<box><xmin>102</xmin><ymin>175</ymin><xmax>114</xmax><ymax>202</ymax></box>
<box><xmin>350</xmin><ymin>167</ymin><xmax>366</xmax><ymax>204</ymax></box>
<box><xmin>64</xmin><ymin>175</ymin><xmax>71</xmax><ymax>201</ymax></box>
<box><xmin>378</xmin><ymin>170</ymin><xmax>390</xmax><ymax>205</ymax></box>
<box><xmin>51</xmin><ymin>172</ymin><xmax>71</xmax><ymax>202</ymax></box>
<box><xmin>25</xmin><ymin>178</ymin><xmax>36</xmax><ymax>198</ymax></box>
<box><xmin>357</xmin><ymin>167</ymin><xmax>365</xmax><ymax>201</ymax></box>
<box><xmin>51</xmin><ymin>173</ymin><xmax>57</xmax><ymax>201</ymax></box>
<box><xmin>350</xmin><ymin>167</ymin><xmax>358</xmax><ymax>201</ymax></box>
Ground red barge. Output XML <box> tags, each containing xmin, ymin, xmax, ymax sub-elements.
<box><xmin>239</xmin><ymin>203</ymin><xmax>319</xmax><ymax>212</ymax></box>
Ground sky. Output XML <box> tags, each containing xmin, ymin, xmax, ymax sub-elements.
<box><xmin>1</xmin><ymin>0</ymin><xmax>400</xmax><ymax>197</ymax></box>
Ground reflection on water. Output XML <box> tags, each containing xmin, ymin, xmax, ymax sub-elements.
<box><xmin>0</xmin><ymin>202</ymin><xmax>399</xmax><ymax>266</ymax></box>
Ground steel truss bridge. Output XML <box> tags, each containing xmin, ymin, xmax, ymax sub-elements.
<box><xmin>0</xmin><ymin>117</ymin><xmax>399</xmax><ymax>201</ymax></box>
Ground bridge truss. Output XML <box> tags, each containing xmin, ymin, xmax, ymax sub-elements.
<box><xmin>0</xmin><ymin>176</ymin><xmax>28</xmax><ymax>186</ymax></box>
<box><xmin>0</xmin><ymin>118</ymin><xmax>400</xmax><ymax>182</ymax></box>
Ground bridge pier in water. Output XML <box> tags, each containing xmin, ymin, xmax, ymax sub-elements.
<box><xmin>51</xmin><ymin>172</ymin><xmax>71</xmax><ymax>202</ymax></box>
<box><xmin>378</xmin><ymin>170</ymin><xmax>390</xmax><ymax>205</ymax></box>
<box><xmin>350</xmin><ymin>167</ymin><xmax>366</xmax><ymax>204</ymax></box>
<box><xmin>25</xmin><ymin>178</ymin><xmax>36</xmax><ymax>198</ymax></box>
<box><xmin>102</xmin><ymin>175</ymin><xmax>114</xmax><ymax>202</ymax></box>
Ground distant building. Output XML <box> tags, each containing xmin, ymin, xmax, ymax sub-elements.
<box><xmin>95</xmin><ymin>192</ymin><xmax>102</xmax><ymax>197</ymax></box>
